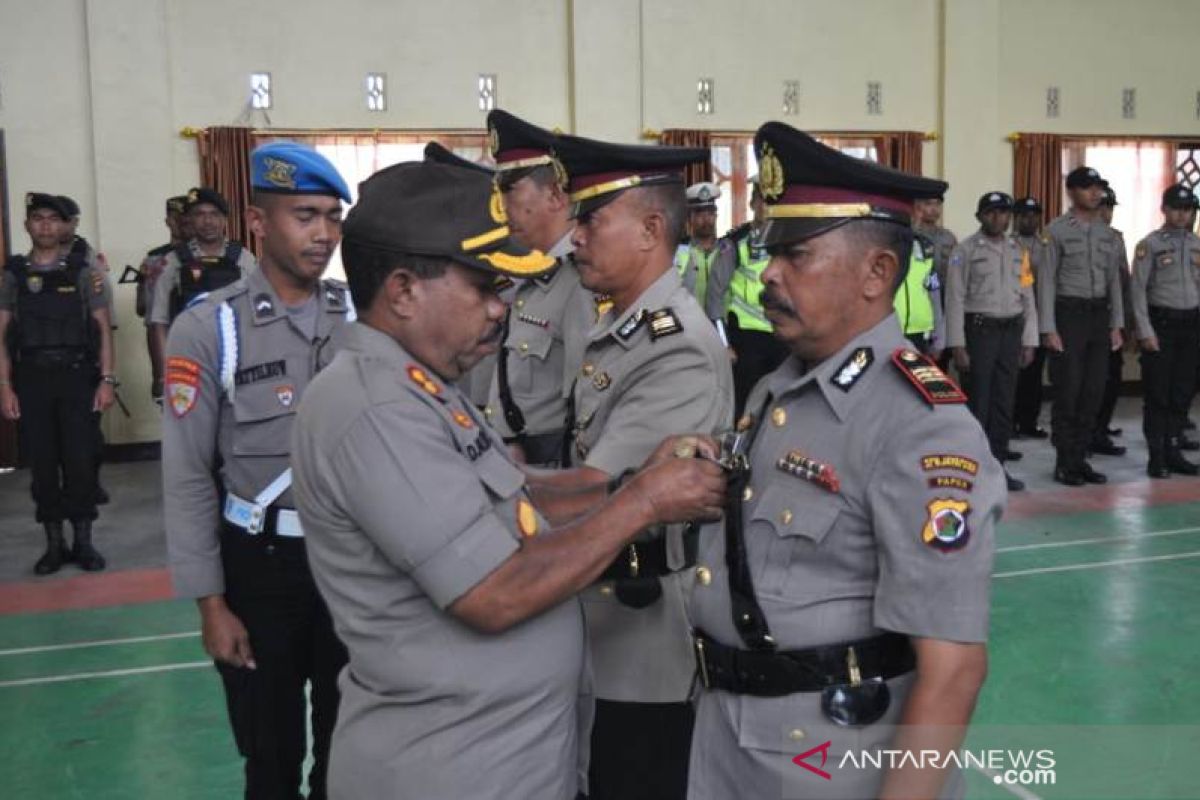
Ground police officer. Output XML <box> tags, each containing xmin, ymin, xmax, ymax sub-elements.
<box><xmin>1088</xmin><ymin>184</ymin><xmax>1132</xmax><ymax>457</ymax></box>
<box><xmin>290</xmin><ymin>158</ymin><xmax>725</xmax><ymax>800</ymax></box>
<box><xmin>1012</xmin><ymin>196</ymin><xmax>1052</xmax><ymax>439</ymax></box>
<box><xmin>139</xmin><ymin>195</ymin><xmax>190</xmax><ymax>402</ymax></box>
<box><xmin>687</xmin><ymin>121</ymin><xmax>1003</xmax><ymax>800</ymax></box>
<box><xmin>552</xmin><ymin>132</ymin><xmax>734</xmax><ymax>799</ymax></box>
<box><xmin>150</xmin><ymin>187</ymin><xmax>257</xmax><ymax>391</ymax></box>
<box><xmin>676</xmin><ymin>181</ymin><xmax>733</xmax><ymax>307</ymax></box>
<box><xmin>482</xmin><ymin>110</ymin><xmax>592</xmax><ymax>466</ymax></box>
<box><xmin>1040</xmin><ymin>166</ymin><xmax>1125</xmax><ymax>486</ymax></box>
<box><xmin>0</xmin><ymin>193</ymin><xmax>115</xmax><ymax>574</ymax></box>
<box><xmin>1129</xmin><ymin>184</ymin><xmax>1200</xmax><ymax>478</ymax></box>
<box><xmin>895</xmin><ymin>224</ymin><xmax>946</xmax><ymax>357</ymax></box>
<box><xmin>946</xmin><ymin>191</ymin><xmax>1038</xmax><ymax>491</ymax></box>
<box><xmin>707</xmin><ymin>178</ymin><xmax>789</xmax><ymax>414</ymax></box>
<box><xmin>913</xmin><ymin>190</ymin><xmax>958</xmax><ymax>290</ymax></box>
<box><xmin>162</xmin><ymin>143</ymin><xmax>353</xmax><ymax>799</ymax></box>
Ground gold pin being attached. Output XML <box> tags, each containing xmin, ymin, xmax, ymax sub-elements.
<box><xmin>771</xmin><ymin>407</ymin><xmax>787</xmax><ymax>427</ymax></box>
<box><xmin>673</xmin><ymin>437</ymin><xmax>699</xmax><ymax>459</ymax></box>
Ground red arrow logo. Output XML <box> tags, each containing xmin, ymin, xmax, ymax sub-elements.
<box><xmin>792</xmin><ymin>740</ymin><xmax>833</xmax><ymax>780</ymax></box>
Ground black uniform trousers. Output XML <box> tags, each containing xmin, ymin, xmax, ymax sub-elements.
<box><xmin>218</xmin><ymin>524</ymin><xmax>348</xmax><ymax>800</ymax></box>
<box><xmin>963</xmin><ymin>314</ymin><xmax>1023</xmax><ymax>461</ymax></box>
<box><xmin>728</xmin><ymin>322</ymin><xmax>789</xmax><ymax>416</ymax></box>
<box><xmin>15</xmin><ymin>350</ymin><xmax>99</xmax><ymax>523</ymax></box>
<box><xmin>589</xmin><ymin>698</ymin><xmax>694</xmax><ymax>800</ymax></box>
<box><xmin>1140</xmin><ymin>307</ymin><xmax>1200</xmax><ymax>456</ymax></box>
<box><xmin>1013</xmin><ymin>346</ymin><xmax>1046</xmax><ymax>432</ymax></box>
<box><xmin>1048</xmin><ymin>299</ymin><xmax>1112</xmax><ymax>470</ymax></box>
<box><xmin>1093</xmin><ymin>348</ymin><xmax>1125</xmax><ymax>440</ymax></box>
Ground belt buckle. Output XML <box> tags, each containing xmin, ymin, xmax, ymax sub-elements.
<box><xmin>246</xmin><ymin>505</ymin><xmax>266</xmax><ymax>535</ymax></box>
<box><xmin>627</xmin><ymin>543</ymin><xmax>640</xmax><ymax>578</ymax></box>
<box><xmin>694</xmin><ymin>635</ymin><xmax>711</xmax><ymax>689</ymax></box>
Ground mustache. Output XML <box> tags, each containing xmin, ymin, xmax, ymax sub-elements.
<box><xmin>759</xmin><ymin>286</ymin><xmax>795</xmax><ymax>317</ymax></box>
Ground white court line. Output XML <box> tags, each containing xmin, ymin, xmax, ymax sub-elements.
<box><xmin>997</xmin><ymin>525</ymin><xmax>1200</xmax><ymax>554</ymax></box>
<box><xmin>994</xmin><ymin>550</ymin><xmax>1200</xmax><ymax>579</ymax></box>
<box><xmin>0</xmin><ymin>660</ymin><xmax>211</xmax><ymax>688</ymax></box>
<box><xmin>0</xmin><ymin>631</ymin><xmax>199</xmax><ymax>657</ymax></box>
<box><xmin>972</xmin><ymin>766</ymin><xmax>1044</xmax><ymax>800</ymax></box>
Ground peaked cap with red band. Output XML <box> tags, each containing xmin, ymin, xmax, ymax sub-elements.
<box><xmin>554</xmin><ymin>132</ymin><xmax>709</xmax><ymax>217</ymax></box>
<box><xmin>753</xmin><ymin>121</ymin><xmax>948</xmax><ymax>247</ymax></box>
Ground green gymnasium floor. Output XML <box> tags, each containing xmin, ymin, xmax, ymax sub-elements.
<box><xmin>2</xmin><ymin>443</ymin><xmax>1199</xmax><ymax>798</ymax></box>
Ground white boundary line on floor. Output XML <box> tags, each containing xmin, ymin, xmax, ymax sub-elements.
<box><xmin>994</xmin><ymin>550</ymin><xmax>1200</xmax><ymax>579</ymax></box>
<box><xmin>0</xmin><ymin>630</ymin><xmax>199</xmax><ymax>657</ymax></box>
<box><xmin>0</xmin><ymin>660</ymin><xmax>211</xmax><ymax>688</ymax></box>
<box><xmin>997</xmin><ymin>525</ymin><xmax>1200</xmax><ymax>554</ymax></box>
<box><xmin>971</xmin><ymin>766</ymin><xmax>1044</xmax><ymax>800</ymax></box>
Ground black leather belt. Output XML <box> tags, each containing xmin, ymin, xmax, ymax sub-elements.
<box><xmin>1149</xmin><ymin>306</ymin><xmax>1200</xmax><ymax>324</ymax></box>
<box><xmin>966</xmin><ymin>313</ymin><xmax>1023</xmax><ymax>329</ymax></box>
<box><xmin>1056</xmin><ymin>296</ymin><xmax>1110</xmax><ymax>311</ymax></box>
<box><xmin>598</xmin><ymin>525</ymin><xmax>700</xmax><ymax>582</ymax></box>
<box><xmin>693</xmin><ymin>631</ymin><xmax>915</xmax><ymax>697</ymax></box>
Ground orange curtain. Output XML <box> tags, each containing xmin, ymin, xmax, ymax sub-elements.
<box><xmin>872</xmin><ymin>132</ymin><xmax>924</xmax><ymax>174</ymax></box>
<box><xmin>196</xmin><ymin>126</ymin><xmax>257</xmax><ymax>253</ymax></box>
<box><xmin>661</xmin><ymin>129</ymin><xmax>713</xmax><ymax>185</ymax></box>
<box><xmin>1012</xmin><ymin>133</ymin><xmax>1063</xmax><ymax>224</ymax></box>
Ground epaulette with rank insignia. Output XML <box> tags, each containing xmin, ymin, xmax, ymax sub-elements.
<box><xmin>892</xmin><ymin>348</ymin><xmax>966</xmax><ymax>405</ymax></box>
<box><xmin>647</xmin><ymin>308</ymin><xmax>683</xmax><ymax>341</ymax></box>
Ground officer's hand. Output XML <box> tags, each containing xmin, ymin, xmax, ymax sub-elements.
<box><xmin>1140</xmin><ymin>335</ymin><xmax>1160</xmax><ymax>353</ymax></box>
<box><xmin>952</xmin><ymin>347</ymin><xmax>970</xmax><ymax>372</ymax></box>
<box><xmin>1041</xmin><ymin>332</ymin><xmax>1064</xmax><ymax>353</ymax></box>
<box><xmin>0</xmin><ymin>386</ymin><xmax>19</xmax><ymax>421</ymax></box>
<box><xmin>641</xmin><ymin>434</ymin><xmax>721</xmax><ymax>470</ymax></box>
<box><xmin>1019</xmin><ymin>347</ymin><xmax>1035</xmax><ymax>368</ymax></box>
<box><xmin>93</xmin><ymin>383</ymin><xmax>115</xmax><ymax>413</ymax></box>
<box><xmin>1109</xmin><ymin>328</ymin><xmax>1124</xmax><ymax>352</ymax></box>
<box><xmin>626</xmin><ymin>455</ymin><xmax>726</xmax><ymax>525</ymax></box>
<box><xmin>198</xmin><ymin>596</ymin><xmax>257</xmax><ymax>669</ymax></box>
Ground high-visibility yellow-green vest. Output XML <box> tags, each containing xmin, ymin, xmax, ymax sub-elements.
<box><xmin>894</xmin><ymin>239</ymin><xmax>936</xmax><ymax>335</ymax></box>
<box><xmin>726</xmin><ymin>236</ymin><xmax>772</xmax><ymax>333</ymax></box>
<box><xmin>674</xmin><ymin>242</ymin><xmax>718</xmax><ymax>305</ymax></box>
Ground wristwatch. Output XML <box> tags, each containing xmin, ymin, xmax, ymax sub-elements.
<box><xmin>101</xmin><ymin>375</ymin><xmax>119</xmax><ymax>386</ymax></box>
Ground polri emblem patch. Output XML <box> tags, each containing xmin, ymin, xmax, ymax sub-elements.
<box><xmin>831</xmin><ymin>347</ymin><xmax>873</xmax><ymax>392</ymax></box>
<box><xmin>275</xmin><ymin>385</ymin><xmax>295</xmax><ymax>408</ymax></box>
<box><xmin>922</xmin><ymin>498</ymin><xmax>971</xmax><ymax>551</ymax></box>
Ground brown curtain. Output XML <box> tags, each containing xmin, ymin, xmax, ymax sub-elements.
<box><xmin>661</xmin><ymin>129</ymin><xmax>713</xmax><ymax>185</ymax></box>
<box><xmin>196</xmin><ymin>126</ymin><xmax>257</xmax><ymax>253</ymax></box>
<box><xmin>1012</xmin><ymin>133</ymin><xmax>1063</xmax><ymax>223</ymax></box>
<box><xmin>872</xmin><ymin>132</ymin><xmax>924</xmax><ymax>174</ymax></box>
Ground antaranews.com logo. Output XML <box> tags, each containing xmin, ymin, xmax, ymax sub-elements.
<box><xmin>793</xmin><ymin>741</ymin><xmax>1057</xmax><ymax>788</ymax></box>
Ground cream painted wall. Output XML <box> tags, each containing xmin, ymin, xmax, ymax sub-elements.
<box><xmin>1</xmin><ymin>0</ymin><xmax>1198</xmax><ymax>442</ymax></box>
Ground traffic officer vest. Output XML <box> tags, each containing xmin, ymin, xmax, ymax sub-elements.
<box><xmin>894</xmin><ymin>239</ymin><xmax>936</xmax><ymax>335</ymax></box>
<box><xmin>6</xmin><ymin>257</ymin><xmax>94</xmax><ymax>353</ymax></box>
<box><xmin>674</xmin><ymin>242</ymin><xmax>718</xmax><ymax>304</ymax></box>
<box><xmin>726</xmin><ymin>233</ymin><xmax>772</xmax><ymax>333</ymax></box>
<box><xmin>169</xmin><ymin>241</ymin><xmax>245</xmax><ymax>320</ymax></box>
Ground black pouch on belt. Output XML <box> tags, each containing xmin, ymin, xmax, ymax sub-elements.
<box><xmin>614</xmin><ymin>576</ymin><xmax>662</xmax><ymax>609</ymax></box>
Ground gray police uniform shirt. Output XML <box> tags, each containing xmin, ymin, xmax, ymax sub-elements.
<box><xmin>687</xmin><ymin>315</ymin><xmax>1002</xmax><ymax>800</ymax></box>
<box><xmin>485</xmin><ymin>231</ymin><xmax>592</xmax><ymax>441</ymax></box>
<box><xmin>945</xmin><ymin>231</ymin><xmax>1038</xmax><ymax>349</ymax></box>
<box><xmin>291</xmin><ymin>322</ymin><xmax>584</xmax><ymax>800</ymax></box>
<box><xmin>916</xmin><ymin>223</ymin><xmax>958</xmax><ymax>288</ymax></box>
<box><xmin>148</xmin><ymin>240</ymin><xmax>258</xmax><ymax>326</ymax></box>
<box><xmin>1129</xmin><ymin>227</ymin><xmax>1200</xmax><ymax>341</ymax></box>
<box><xmin>571</xmin><ymin>267</ymin><xmax>734</xmax><ymax>703</ymax></box>
<box><xmin>0</xmin><ymin>257</ymin><xmax>112</xmax><ymax>315</ymax></box>
<box><xmin>1039</xmin><ymin>213</ymin><xmax>1125</xmax><ymax>334</ymax></box>
<box><xmin>161</xmin><ymin>268</ymin><xmax>353</xmax><ymax>598</ymax></box>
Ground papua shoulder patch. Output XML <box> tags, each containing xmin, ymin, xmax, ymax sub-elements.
<box><xmin>831</xmin><ymin>347</ymin><xmax>874</xmax><ymax>392</ymax></box>
<box><xmin>406</xmin><ymin>365</ymin><xmax>444</xmax><ymax>400</ymax></box>
<box><xmin>648</xmin><ymin>308</ymin><xmax>683</xmax><ymax>341</ymax></box>
<box><xmin>920</xmin><ymin>454</ymin><xmax>979</xmax><ymax>475</ymax></box>
<box><xmin>618</xmin><ymin>308</ymin><xmax>647</xmax><ymax>340</ymax></box>
<box><xmin>922</xmin><ymin>498</ymin><xmax>971</xmax><ymax>551</ymax></box>
<box><xmin>928</xmin><ymin>475</ymin><xmax>974</xmax><ymax>492</ymax></box>
<box><xmin>235</xmin><ymin>359</ymin><xmax>286</xmax><ymax>387</ymax></box>
<box><xmin>892</xmin><ymin>348</ymin><xmax>967</xmax><ymax>405</ymax></box>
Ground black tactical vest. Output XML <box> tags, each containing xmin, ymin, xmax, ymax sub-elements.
<box><xmin>7</xmin><ymin>257</ymin><xmax>93</xmax><ymax>352</ymax></box>
<box><xmin>169</xmin><ymin>241</ymin><xmax>245</xmax><ymax>320</ymax></box>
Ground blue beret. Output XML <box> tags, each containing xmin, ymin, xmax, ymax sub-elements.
<box><xmin>251</xmin><ymin>141</ymin><xmax>351</xmax><ymax>203</ymax></box>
